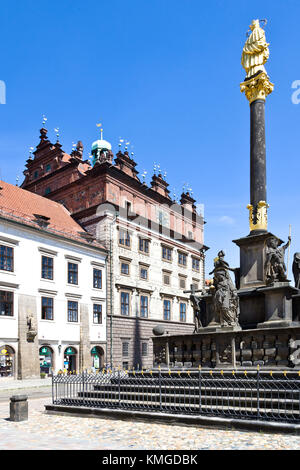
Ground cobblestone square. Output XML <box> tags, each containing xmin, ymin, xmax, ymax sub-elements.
<box><xmin>0</xmin><ymin>396</ymin><xmax>300</xmax><ymax>450</ymax></box>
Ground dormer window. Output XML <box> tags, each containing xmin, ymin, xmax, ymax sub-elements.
<box><xmin>33</xmin><ymin>214</ymin><xmax>50</xmax><ymax>228</ymax></box>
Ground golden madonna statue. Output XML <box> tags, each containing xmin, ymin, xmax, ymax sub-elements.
<box><xmin>241</xmin><ymin>19</ymin><xmax>270</xmax><ymax>78</ymax></box>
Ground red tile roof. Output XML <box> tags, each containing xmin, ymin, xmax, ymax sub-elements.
<box><xmin>0</xmin><ymin>180</ymin><xmax>106</xmax><ymax>251</ymax></box>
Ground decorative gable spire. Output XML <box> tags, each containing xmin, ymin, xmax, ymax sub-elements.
<box><xmin>150</xmin><ymin>170</ymin><xmax>171</xmax><ymax>199</ymax></box>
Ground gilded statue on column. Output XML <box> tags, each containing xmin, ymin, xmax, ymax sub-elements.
<box><xmin>241</xmin><ymin>19</ymin><xmax>270</xmax><ymax>78</ymax></box>
<box><xmin>240</xmin><ymin>19</ymin><xmax>274</xmax><ymax>104</ymax></box>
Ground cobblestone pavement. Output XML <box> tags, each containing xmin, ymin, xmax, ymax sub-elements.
<box><xmin>0</xmin><ymin>397</ymin><xmax>300</xmax><ymax>450</ymax></box>
<box><xmin>0</xmin><ymin>377</ymin><xmax>52</xmax><ymax>391</ymax></box>
<box><xmin>0</xmin><ymin>378</ymin><xmax>52</xmax><ymax>403</ymax></box>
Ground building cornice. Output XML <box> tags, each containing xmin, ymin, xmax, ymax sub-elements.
<box><xmin>0</xmin><ymin>215</ymin><xmax>107</xmax><ymax>257</ymax></box>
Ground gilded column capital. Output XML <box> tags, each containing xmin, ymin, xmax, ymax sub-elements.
<box><xmin>240</xmin><ymin>72</ymin><xmax>274</xmax><ymax>104</ymax></box>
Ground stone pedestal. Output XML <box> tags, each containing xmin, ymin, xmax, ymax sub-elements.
<box><xmin>198</xmin><ymin>294</ymin><xmax>221</xmax><ymax>332</ymax></box>
<box><xmin>10</xmin><ymin>395</ymin><xmax>28</xmax><ymax>421</ymax></box>
<box><xmin>233</xmin><ymin>232</ymin><xmax>283</xmax><ymax>290</ymax></box>
<box><xmin>257</xmin><ymin>282</ymin><xmax>299</xmax><ymax>329</ymax></box>
<box><xmin>233</xmin><ymin>232</ymin><xmax>287</xmax><ymax>328</ymax></box>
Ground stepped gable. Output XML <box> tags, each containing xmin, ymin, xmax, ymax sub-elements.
<box><xmin>21</xmin><ymin>127</ymin><xmax>91</xmax><ymax>190</ymax></box>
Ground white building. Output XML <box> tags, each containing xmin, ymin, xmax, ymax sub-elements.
<box><xmin>0</xmin><ymin>181</ymin><xmax>107</xmax><ymax>379</ymax></box>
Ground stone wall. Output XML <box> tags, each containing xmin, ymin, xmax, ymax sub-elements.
<box><xmin>79</xmin><ymin>303</ymin><xmax>91</xmax><ymax>371</ymax></box>
<box><xmin>153</xmin><ymin>326</ymin><xmax>300</xmax><ymax>369</ymax></box>
<box><xmin>17</xmin><ymin>294</ymin><xmax>40</xmax><ymax>379</ymax></box>
<box><xmin>107</xmin><ymin>315</ymin><xmax>194</xmax><ymax>369</ymax></box>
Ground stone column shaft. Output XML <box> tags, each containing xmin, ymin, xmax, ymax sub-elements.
<box><xmin>250</xmin><ymin>99</ymin><xmax>266</xmax><ymax>209</ymax></box>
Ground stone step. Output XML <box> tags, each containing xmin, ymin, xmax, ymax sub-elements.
<box><xmin>55</xmin><ymin>397</ymin><xmax>299</xmax><ymax>418</ymax></box>
<box><xmin>75</xmin><ymin>390</ymin><xmax>299</xmax><ymax>409</ymax></box>
<box><xmin>89</xmin><ymin>383</ymin><xmax>300</xmax><ymax>397</ymax></box>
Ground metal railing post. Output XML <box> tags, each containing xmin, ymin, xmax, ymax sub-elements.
<box><xmin>52</xmin><ymin>374</ymin><xmax>54</xmax><ymax>403</ymax></box>
<box><xmin>159</xmin><ymin>366</ymin><xmax>162</xmax><ymax>411</ymax></box>
<box><xmin>256</xmin><ymin>365</ymin><xmax>260</xmax><ymax>419</ymax></box>
<box><xmin>199</xmin><ymin>366</ymin><xmax>202</xmax><ymax>414</ymax></box>
<box><xmin>82</xmin><ymin>369</ymin><xmax>86</xmax><ymax>407</ymax></box>
<box><xmin>118</xmin><ymin>368</ymin><xmax>121</xmax><ymax>406</ymax></box>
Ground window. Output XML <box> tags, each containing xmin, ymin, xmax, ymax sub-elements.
<box><xmin>192</xmin><ymin>258</ymin><xmax>200</xmax><ymax>272</ymax></box>
<box><xmin>68</xmin><ymin>262</ymin><xmax>78</xmax><ymax>285</ymax></box>
<box><xmin>162</xmin><ymin>246</ymin><xmax>172</xmax><ymax>261</ymax></box>
<box><xmin>142</xmin><ymin>342</ymin><xmax>148</xmax><ymax>357</ymax></box>
<box><xmin>93</xmin><ymin>304</ymin><xmax>102</xmax><ymax>324</ymax></box>
<box><xmin>122</xmin><ymin>342</ymin><xmax>129</xmax><ymax>357</ymax></box>
<box><xmin>179</xmin><ymin>276</ymin><xmax>186</xmax><ymax>289</ymax></box>
<box><xmin>158</xmin><ymin>210</ymin><xmax>164</xmax><ymax>226</ymax></box>
<box><xmin>163</xmin><ymin>299</ymin><xmax>171</xmax><ymax>320</ymax></box>
<box><xmin>140</xmin><ymin>295</ymin><xmax>148</xmax><ymax>318</ymax></box>
<box><xmin>68</xmin><ymin>301</ymin><xmax>78</xmax><ymax>322</ymax></box>
<box><xmin>34</xmin><ymin>170</ymin><xmax>39</xmax><ymax>179</ymax></box>
<box><xmin>140</xmin><ymin>267</ymin><xmax>148</xmax><ymax>280</ymax></box>
<box><xmin>139</xmin><ymin>238</ymin><xmax>149</xmax><ymax>254</ymax></box>
<box><xmin>121</xmin><ymin>292</ymin><xmax>130</xmax><ymax>316</ymax></box>
<box><xmin>41</xmin><ymin>297</ymin><xmax>53</xmax><ymax>320</ymax></box>
<box><xmin>119</xmin><ymin>229</ymin><xmax>131</xmax><ymax>247</ymax></box>
<box><xmin>45</xmin><ymin>164</ymin><xmax>51</xmax><ymax>172</ymax></box>
<box><xmin>41</xmin><ymin>256</ymin><xmax>53</xmax><ymax>280</ymax></box>
<box><xmin>0</xmin><ymin>291</ymin><xmax>13</xmax><ymax>316</ymax></box>
<box><xmin>93</xmin><ymin>268</ymin><xmax>102</xmax><ymax>289</ymax></box>
<box><xmin>0</xmin><ymin>245</ymin><xmax>13</xmax><ymax>272</ymax></box>
<box><xmin>44</xmin><ymin>187</ymin><xmax>51</xmax><ymax>195</ymax></box>
<box><xmin>121</xmin><ymin>262</ymin><xmax>130</xmax><ymax>275</ymax></box>
<box><xmin>125</xmin><ymin>201</ymin><xmax>132</xmax><ymax>216</ymax></box>
<box><xmin>192</xmin><ymin>281</ymin><xmax>199</xmax><ymax>291</ymax></box>
<box><xmin>180</xmin><ymin>303</ymin><xmax>187</xmax><ymax>322</ymax></box>
<box><xmin>163</xmin><ymin>272</ymin><xmax>171</xmax><ymax>286</ymax></box>
<box><xmin>178</xmin><ymin>252</ymin><xmax>187</xmax><ymax>266</ymax></box>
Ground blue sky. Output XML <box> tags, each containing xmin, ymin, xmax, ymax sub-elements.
<box><xmin>0</xmin><ymin>0</ymin><xmax>299</xmax><ymax>274</ymax></box>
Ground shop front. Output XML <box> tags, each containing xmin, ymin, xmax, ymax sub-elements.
<box><xmin>64</xmin><ymin>346</ymin><xmax>77</xmax><ymax>373</ymax></box>
<box><xmin>39</xmin><ymin>346</ymin><xmax>53</xmax><ymax>375</ymax></box>
<box><xmin>0</xmin><ymin>345</ymin><xmax>15</xmax><ymax>377</ymax></box>
<box><xmin>91</xmin><ymin>346</ymin><xmax>105</xmax><ymax>370</ymax></box>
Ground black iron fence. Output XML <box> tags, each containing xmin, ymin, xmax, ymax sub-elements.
<box><xmin>52</xmin><ymin>368</ymin><xmax>300</xmax><ymax>424</ymax></box>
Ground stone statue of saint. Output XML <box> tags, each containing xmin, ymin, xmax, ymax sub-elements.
<box><xmin>209</xmin><ymin>251</ymin><xmax>240</xmax><ymax>327</ymax></box>
<box><xmin>190</xmin><ymin>290</ymin><xmax>206</xmax><ymax>332</ymax></box>
<box><xmin>265</xmin><ymin>236</ymin><xmax>291</xmax><ymax>284</ymax></box>
<box><xmin>213</xmin><ymin>270</ymin><xmax>240</xmax><ymax>327</ymax></box>
<box><xmin>209</xmin><ymin>250</ymin><xmax>240</xmax><ymax>289</ymax></box>
<box><xmin>293</xmin><ymin>253</ymin><xmax>300</xmax><ymax>289</ymax></box>
<box><xmin>241</xmin><ymin>19</ymin><xmax>270</xmax><ymax>78</ymax></box>
<box><xmin>26</xmin><ymin>314</ymin><xmax>37</xmax><ymax>342</ymax></box>
<box><xmin>183</xmin><ymin>284</ymin><xmax>206</xmax><ymax>332</ymax></box>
